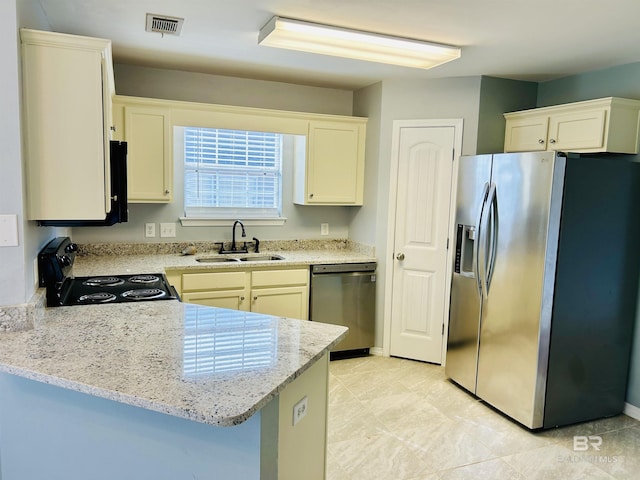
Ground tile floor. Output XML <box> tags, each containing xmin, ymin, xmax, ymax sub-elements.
<box><xmin>326</xmin><ymin>355</ymin><xmax>640</xmax><ymax>480</ymax></box>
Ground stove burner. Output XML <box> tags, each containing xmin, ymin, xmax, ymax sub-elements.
<box><xmin>121</xmin><ymin>288</ymin><xmax>167</xmax><ymax>300</ymax></box>
<box><xmin>77</xmin><ymin>292</ymin><xmax>118</xmax><ymax>304</ymax></box>
<box><xmin>128</xmin><ymin>275</ymin><xmax>160</xmax><ymax>284</ymax></box>
<box><xmin>82</xmin><ymin>276</ymin><xmax>125</xmax><ymax>287</ymax></box>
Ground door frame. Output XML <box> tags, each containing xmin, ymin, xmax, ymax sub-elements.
<box><xmin>382</xmin><ymin>119</ymin><xmax>464</xmax><ymax>363</ymax></box>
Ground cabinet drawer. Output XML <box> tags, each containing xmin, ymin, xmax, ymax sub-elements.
<box><xmin>182</xmin><ymin>271</ymin><xmax>247</xmax><ymax>291</ymax></box>
<box><xmin>182</xmin><ymin>290</ymin><xmax>247</xmax><ymax>310</ymax></box>
<box><xmin>251</xmin><ymin>269</ymin><xmax>309</xmax><ymax>288</ymax></box>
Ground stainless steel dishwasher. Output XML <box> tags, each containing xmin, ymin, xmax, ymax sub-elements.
<box><xmin>310</xmin><ymin>263</ymin><xmax>376</xmax><ymax>356</ymax></box>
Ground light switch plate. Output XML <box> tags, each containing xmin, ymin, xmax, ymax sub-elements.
<box><xmin>160</xmin><ymin>222</ymin><xmax>176</xmax><ymax>238</ymax></box>
<box><xmin>0</xmin><ymin>214</ymin><xmax>19</xmax><ymax>247</ymax></box>
<box><xmin>320</xmin><ymin>223</ymin><xmax>329</xmax><ymax>236</ymax></box>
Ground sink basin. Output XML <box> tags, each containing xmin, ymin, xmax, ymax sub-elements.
<box><xmin>237</xmin><ymin>255</ymin><xmax>284</xmax><ymax>262</ymax></box>
<box><xmin>195</xmin><ymin>257</ymin><xmax>241</xmax><ymax>263</ymax></box>
<box><xmin>195</xmin><ymin>254</ymin><xmax>284</xmax><ymax>263</ymax></box>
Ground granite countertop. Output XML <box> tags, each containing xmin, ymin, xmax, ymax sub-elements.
<box><xmin>0</xmin><ymin>240</ymin><xmax>366</xmax><ymax>426</ymax></box>
<box><xmin>72</xmin><ymin>248</ymin><xmax>377</xmax><ymax>277</ymax></box>
<box><xmin>0</xmin><ymin>301</ymin><xmax>347</xmax><ymax>427</ymax></box>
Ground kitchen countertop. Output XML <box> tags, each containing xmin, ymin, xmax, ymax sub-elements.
<box><xmin>0</xmin><ymin>300</ymin><xmax>347</xmax><ymax>426</ymax></box>
<box><xmin>0</xmin><ymin>242</ymin><xmax>367</xmax><ymax>427</ymax></box>
<box><xmin>72</xmin><ymin>248</ymin><xmax>377</xmax><ymax>277</ymax></box>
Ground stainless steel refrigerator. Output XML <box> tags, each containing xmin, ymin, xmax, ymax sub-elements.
<box><xmin>446</xmin><ymin>151</ymin><xmax>640</xmax><ymax>429</ymax></box>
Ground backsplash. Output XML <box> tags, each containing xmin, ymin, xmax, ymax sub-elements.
<box><xmin>77</xmin><ymin>239</ymin><xmax>375</xmax><ymax>257</ymax></box>
<box><xmin>0</xmin><ymin>289</ymin><xmax>46</xmax><ymax>332</ymax></box>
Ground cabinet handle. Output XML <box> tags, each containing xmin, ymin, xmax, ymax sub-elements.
<box><xmin>164</xmin><ymin>190</ymin><xmax>170</xmax><ymax>195</ymax></box>
<box><xmin>549</xmin><ymin>139</ymin><xmax>556</xmax><ymax>144</ymax></box>
<box><xmin>396</xmin><ymin>253</ymin><xmax>405</xmax><ymax>261</ymax></box>
<box><xmin>253</xmin><ymin>296</ymin><xmax>258</xmax><ymax>301</ymax></box>
<box><xmin>538</xmin><ymin>139</ymin><xmax>544</xmax><ymax>144</ymax></box>
<box><xmin>309</xmin><ymin>193</ymin><xmax>314</xmax><ymax>198</ymax></box>
<box><xmin>110</xmin><ymin>125</ymin><xmax>117</xmax><ymax>132</ymax></box>
<box><xmin>240</xmin><ymin>296</ymin><xmax>245</xmax><ymax>301</ymax></box>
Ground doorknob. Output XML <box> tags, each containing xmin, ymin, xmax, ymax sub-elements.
<box><xmin>396</xmin><ymin>253</ymin><xmax>405</xmax><ymax>261</ymax></box>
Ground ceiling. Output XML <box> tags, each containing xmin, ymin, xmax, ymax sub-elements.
<box><xmin>34</xmin><ymin>0</ymin><xmax>640</xmax><ymax>90</ymax></box>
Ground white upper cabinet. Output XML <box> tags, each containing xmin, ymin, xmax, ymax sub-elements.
<box><xmin>504</xmin><ymin>97</ymin><xmax>640</xmax><ymax>154</ymax></box>
<box><xmin>113</xmin><ymin>98</ymin><xmax>173</xmax><ymax>203</ymax></box>
<box><xmin>294</xmin><ymin>119</ymin><xmax>366</xmax><ymax>205</ymax></box>
<box><xmin>21</xmin><ymin>29</ymin><xmax>115</xmax><ymax>221</ymax></box>
<box><xmin>113</xmin><ymin>95</ymin><xmax>368</xmax><ymax>207</ymax></box>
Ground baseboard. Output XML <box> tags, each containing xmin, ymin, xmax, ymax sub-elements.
<box><xmin>369</xmin><ymin>347</ymin><xmax>384</xmax><ymax>356</ymax></box>
<box><xmin>624</xmin><ymin>402</ymin><xmax>640</xmax><ymax>421</ymax></box>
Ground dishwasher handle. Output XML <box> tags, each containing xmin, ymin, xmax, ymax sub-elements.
<box><xmin>311</xmin><ymin>262</ymin><xmax>377</xmax><ymax>274</ymax></box>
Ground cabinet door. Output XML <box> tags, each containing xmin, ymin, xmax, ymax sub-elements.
<box><xmin>182</xmin><ymin>290</ymin><xmax>248</xmax><ymax>310</ymax></box>
<box><xmin>548</xmin><ymin>108</ymin><xmax>606</xmax><ymax>151</ymax></box>
<box><xmin>252</xmin><ymin>286</ymin><xmax>309</xmax><ymax>320</ymax></box>
<box><xmin>504</xmin><ymin>115</ymin><xmax>549</xmax><ymax>152</ymax></box>
<box><xmin>124</xmin><ymin>105</ymin><xmax>172</xmax><ymax>202</ymax></box>
<box><xmin>21</xmin><ymin>30</ymin><xmax>111</xmax><ymax>220</ymax></box>
<box><xmin>303</xmin><ymin>121</ymin><xmax>365</xmax><ymax>205</ymax></box>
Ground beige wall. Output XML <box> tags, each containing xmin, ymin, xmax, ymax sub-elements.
<box><xmin>114</xmin><ymin>64</ymin><xmax>354</xmax><ymax>116</ymax></box>
<box><xmin>352</xmin><ymin>77</ymin><xmax>483</xmax><ymax>347</ymax></box>
<box><xmin>71</xmin><ymin>65</ymin><xmax>358</xmax><ymax>245</ymax></box>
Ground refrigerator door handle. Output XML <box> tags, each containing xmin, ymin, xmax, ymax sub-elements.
<box><xmin>478</xmin><ymin>183</ymin><xmax>496</xmax><ymax>300</ymax></box>
<box><xmin>485</xmin><ymin>183</ymin><xmax>499</xmax><ymax>296</ymax></box>
<box><xmin>475</xmin><ymin>182</ymin><xmax>490</xmax><ymax>298</ymax></box>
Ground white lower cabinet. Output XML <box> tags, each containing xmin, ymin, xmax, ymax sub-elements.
<box><xmin>181</xmin><ymin>290</ymin><xmax>248</xmax><ymax>310</ymax></box>
<box><xmin>179</xmin><ymin>267</ymin><xmax>310</xmax><ymax>320</ymax></box>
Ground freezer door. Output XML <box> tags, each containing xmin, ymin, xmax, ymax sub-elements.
<box><xmin>445</xmin><ymin>155</ymin><xmax>492</xmax><ymax>393</ymax></box>
<box><xmin>475</xmin><ymin>152</ymin><xmax>564</xmax><ymax>428</ymax></box>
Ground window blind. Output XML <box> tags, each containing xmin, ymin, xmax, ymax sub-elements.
<box><xmin>184</xmin><ymin>127</ymin><xmax>283</xmax><ymax>218</ymax></box>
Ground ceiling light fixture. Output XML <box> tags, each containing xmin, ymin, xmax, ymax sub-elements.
<box><xmin>258</xmin><ymin>16</ymin><xmax>461</xmax><ymax>70</ymax></box>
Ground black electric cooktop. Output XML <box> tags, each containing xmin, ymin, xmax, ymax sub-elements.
<box><xmin>59</xmin><ymin>273</ymin><xmax>179</xmax><ymax>306</ymax></box>
<box><xmin>39</xmin><ymin>237</ymin><xmax>178</xmax><ymax>307</ymax></box>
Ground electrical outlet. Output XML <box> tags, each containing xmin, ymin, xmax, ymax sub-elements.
<box><xmin>34</xmin><ymin>257</ymin><xmax>39</xmax><ymax>288</ymax></box>
<box><xmin>292</xmin><ymin>395</ymin><xmax>308</xmax><ymax>426</ymax></box>
<box><xmin>320</xmin><ymin>223</ymin><xmax>329</xmax><ymax>236</ymax></box>
<box><xmin>145</xmin><ymin>223</ymin><xmax>156</xmax><ymax>238</ymax></box>
<box><xmin>160</xmin><ymin>222</ymin><xmax>176</xmax><ymax>238</ymax></box>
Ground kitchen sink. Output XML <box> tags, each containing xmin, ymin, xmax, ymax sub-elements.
<box><xmin>195</xmin><ymin>257</ymin><xmax>241</xmax><ymax>263</ymax></box>
<box><xmin>237</xmin><ymin>255</ymin><xmax>284</xmax><ymax>261</ymax></box>
<box><xmin>195</xmin><ymin>254</ymin><xmax>284</xmax><ymax>263</ymax></box>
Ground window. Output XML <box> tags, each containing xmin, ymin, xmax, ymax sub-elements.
<box><xmin>183</xmin><ymin>127</ymin><xmax>283</xmax><ymax>219</ymax></box>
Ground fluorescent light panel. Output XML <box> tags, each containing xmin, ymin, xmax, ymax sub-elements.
<box><xmin>258</xmin><ymin>16</ymin><xmax>461</xmax><ymax>69</ymax></box>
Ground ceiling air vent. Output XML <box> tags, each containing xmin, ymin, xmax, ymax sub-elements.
<box><xmin>145</xmin><ymin>14</ymin><xmax>184</xmax><ymax>36</ymax></box>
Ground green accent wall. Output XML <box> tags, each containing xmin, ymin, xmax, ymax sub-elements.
<box><xmin>477</xmin><ymin>76</ymin><xmax>538</xmax><ymax>154</ymax></box>
<box><xmin>538</xmin><ymin>62</ymin><xmax>640</xmax><ymax>410</ymax></box>
<box><xmin>537</xmin><ymin>62</ymin><xmax>640</xmax><ymax>107</ymax></box>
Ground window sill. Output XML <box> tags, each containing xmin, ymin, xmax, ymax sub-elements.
<box><xmin>179</xmin><ymin>217</ymin><xmax>287</xmax><ymax>227</ymax></box>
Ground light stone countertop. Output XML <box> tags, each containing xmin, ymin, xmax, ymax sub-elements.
<box><xmin>0</xmin><ymin>243</ymin><xmax>367</xmax><ymax>426</ymax></box>
<box><xmin>0</xmin><ymin>300</ymin><xmax>347</xmax><ymax>427</ymax></box>
<box><xmin>72</xmin><ymin>248</ymin><xmax>377</xmax><ymax>277</ymax></box>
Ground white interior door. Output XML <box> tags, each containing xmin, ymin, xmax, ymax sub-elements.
<box><xmin>388</xmin><ymin>122</ymin><xmax>460</xmax><ymax>363</ymax></box>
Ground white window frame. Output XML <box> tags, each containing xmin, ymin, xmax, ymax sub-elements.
<box><xmin>181</xmin><ymin>127</ymin><xmax>286</xmax><ymax>226</ymax></box>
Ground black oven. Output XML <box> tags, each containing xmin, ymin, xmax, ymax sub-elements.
<box><xmin>39</xmin><ymin>237</ymin><xmax>178</xmax><ymax>307</ymax></box>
